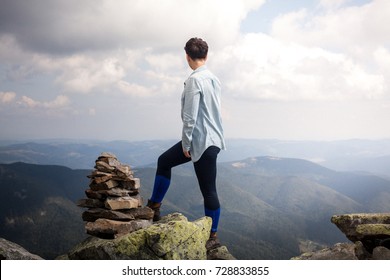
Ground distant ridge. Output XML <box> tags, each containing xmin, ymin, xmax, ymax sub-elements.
<box><xmin>1</xmin><ymin>139</ymin><xmax>390</xmax><ymax>175</ymax></box>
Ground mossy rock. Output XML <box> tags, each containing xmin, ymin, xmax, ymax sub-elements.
<box><xmin>67</xmin><ymin>213</ymin><xmax>212</xmax><ymax>260</ymax></box>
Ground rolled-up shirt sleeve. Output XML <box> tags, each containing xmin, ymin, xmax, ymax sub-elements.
<box><xmin>181</xmin><ymin>77</ymin><xmax>201</xmax><ymax>151</ymax></box>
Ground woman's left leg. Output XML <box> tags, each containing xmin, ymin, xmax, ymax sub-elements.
<box><xmin>193</xmin><ymin>146</ymin><xmax>221</xmax><ymax>234</ymax></box>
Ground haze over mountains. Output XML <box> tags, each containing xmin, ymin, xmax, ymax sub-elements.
<box><xmin>0</xmin><ymin>138</ymin><xmax>390</xmax><ymax>259</ymax></box>
<box><xmin>1</xmin><ymin>138</ymin><xmax>390</xmax><ymax>174</ymax></box>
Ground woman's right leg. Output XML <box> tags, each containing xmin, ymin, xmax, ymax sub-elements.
<box><xmin>149</xmin><ymin>141</ymin><xmax>191</xmax><ymax>204</ymax></box>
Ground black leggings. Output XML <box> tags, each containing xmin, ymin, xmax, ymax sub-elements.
<box><xmin>156</xmin><ymin>141</ymin><xmax>221</xmax><ymax>210</ymax></box>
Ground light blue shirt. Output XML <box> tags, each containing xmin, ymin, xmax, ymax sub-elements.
<box><xmin>181</xmin><ymin>65</ymin><xmax>226</xmax><ymax>162</ymax></box>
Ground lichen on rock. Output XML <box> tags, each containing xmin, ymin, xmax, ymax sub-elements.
<box><xmin>66</xmin><ymin>213</ymin><xmax>217</xmax><ymax>260</ymax></box>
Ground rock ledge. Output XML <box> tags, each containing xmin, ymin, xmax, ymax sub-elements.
<box><xmin>293</xmin><ymin>213</ymin><xmax>390</xmax><ymax>260</ymax></box>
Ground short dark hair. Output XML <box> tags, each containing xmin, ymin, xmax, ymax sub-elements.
<box><xmin>184</xmin><ymin>37</ymin><xmax>208</xmax><ymax>60</ymax></box>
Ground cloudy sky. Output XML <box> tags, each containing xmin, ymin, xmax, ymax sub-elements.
<box><xmin>1</xmin><ymin>0</ymin><xmax>389</xmax><ymax>141</ymax></box>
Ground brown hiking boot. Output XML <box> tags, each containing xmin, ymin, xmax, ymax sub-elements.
<box><xmin>146</xmin><ymin>200</ymin><xmax>161</xmax><ymax>222</ymax></box>
<box><xmin>206</xmin><ymin>232</ymin><xmax>221</xmax><ymax>250</ymax></box>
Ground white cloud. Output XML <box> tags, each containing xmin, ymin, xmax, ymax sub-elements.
<box><xmin>271</xmin><ymin>0</ymin><xmax>390</xmax><ymax>51</ymax></box>
<box><xmin>319</xmin><ymin>0</ymin><xmax>352</xmax><ymax>9</ymax></box>
<box><xmin>44</xmin><ymin>95</ymin><xmax>70</xmax><ymax>108</ymax></box>
<box><xmin>117</xmin><ymin>81</ymin><xmax>156</xmax><ymax>98</ymax></box>
<box><xmin>213</xmin><ymin>33</ymin><xmax>386</xmax><ymax>101</ymax></box>
<box><xmin>18</xmin><ymin>96</ymin><xmax>39</xmax><ymax>108</ymax></box>
<box><xmin>18</xmin><ymin>95</ymin><xmax>70</xmax><ymax>109</ymax></box>
<box><xmin>56</xmin><ymin>56</ymin><xmax>126</xmax><ymax>94</ymax></box>
<box><xmin>373</xmin><ymin>47</ymin><xmax>390</xmax><ymax>73</ymax></box>
<box><xmin>0</xmin><ymin>36</ymin><xmax>183</xmax><ymax>96</ymax></box>
<box><xmin>144</xmin><ymin>53</ymin><xmax>184</xmax><ymax>74</ymax></box>
<box><xmin>0</xmin><ymin>91</ymin><xmax>16</xmax><ymax>103</ymax></box>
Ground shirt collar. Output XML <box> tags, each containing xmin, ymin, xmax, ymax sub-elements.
<box><xmin>192</xmin><ymin>65</ymin><xmax>207</xmax><ymax>73</ymax></box>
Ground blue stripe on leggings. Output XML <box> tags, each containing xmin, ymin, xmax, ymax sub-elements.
<box><xmin>150</xmin><ymin>175</ymin><xmax>170</xmax><ymax>203</ymax></box>
<box><xmin>205</xmin><ymin>207</ymin><xmax>220</xmax><ymax>233</ymax></box>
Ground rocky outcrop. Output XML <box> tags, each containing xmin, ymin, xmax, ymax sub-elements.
<box><xmin>292</xmin><ymin>242</ymin><xmax>358</xmax><ymax>260</ymax></box>
<box><xmin>60</xmin><ymin>213</ymin><xmax>235</xmax><ymax>260</ymax></box>
<box><xmin>293</xmin><ymin>213</ymin><xmax>390</xmax><ymax>260</ymax></box>
<box><xmin>0</xmin><ymin>238</ymin><xmax>43</xmax><ymax>260</ymax></box>
<box><xmin>331</xmin><ymin>213</ymin><xmax>390</xmax><ymax>260</ymax></box>
<box><xmin>331</xmin><ymin>213</ymin><xmax>390</xmax><ymax>246</ymax></box>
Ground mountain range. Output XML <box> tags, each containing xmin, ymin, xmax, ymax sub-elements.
<box><xmin>1</xmin><ymin>139</ymin><xmax>390</xmax><ymax>176</ymax></box>
<box><xmin>1</xmin><ymin>147</ymin><xmax>389</xmax><ymax>259</ymax></box>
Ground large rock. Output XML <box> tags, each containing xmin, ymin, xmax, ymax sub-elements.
<box><xmin>292</xmin><ymin>243</ymin><xmax>358</xmax><ymax>260</ymax></box>
<box><xmin>331</xmin><ymin>213</ymin><xmax>390</xmax><ymax>240</ymax></box>
<box><xmin>372</xmin><ymin>246</ymin><xmax>390</xmax><ymax>260</ymax></box>
<box><xmin>331</xmin><ymin>213</ymin><xmax>390</xmax><ymax>253</ymax></box>
<box><xmin>104</xmin><ymin>195</ymin><xmax>142</xmax><ymax>210</ymax></box>
<box><xmin>207</xmin><ymin>245</ymin><xmax>236</xmax><ymax>260</ymax></box>
<box><xmin>0</xmin><ymin>238</ymin><xmax>43</xmax><ymax>260</ymax></box>
<box><xmin>293</xmin><ymin>213</ymin><xmax>390</xmax><ymax>260</ymax></box>
<box><xmin>85</xmin><ymin>218</ymin><xmax>152</xmax><ymax>239</ymax></box>
<box><xmin>66</xmin><ymin>213</ymin><xmax>213</xmax><ymax>260</ymax></box>
<box><xmin>82</xmin><ymin>207</ymin><xmax>154</xmax><ymax>222</ymax></box>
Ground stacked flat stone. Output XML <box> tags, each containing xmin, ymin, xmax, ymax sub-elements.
<box><xmin>77</xmin><ymin>152</ymin><xmax>153</xmax><ymax>239</ymax></box>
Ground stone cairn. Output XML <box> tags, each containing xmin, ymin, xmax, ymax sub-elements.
<box><xmin>77</xmin><ymin>152</ymin><xmax>154</xmax><ymax>239</ymax></box>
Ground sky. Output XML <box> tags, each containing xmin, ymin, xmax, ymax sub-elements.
<box><xmin>1</xmin><ymin>0</ymin><xmax>389</xmax><ymax>141</ymax></box>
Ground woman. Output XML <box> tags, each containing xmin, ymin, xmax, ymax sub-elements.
<box><xmin>147</xmin><ymin>37</ymin><xmax>226</xmax><ymax>250</ymax></box>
